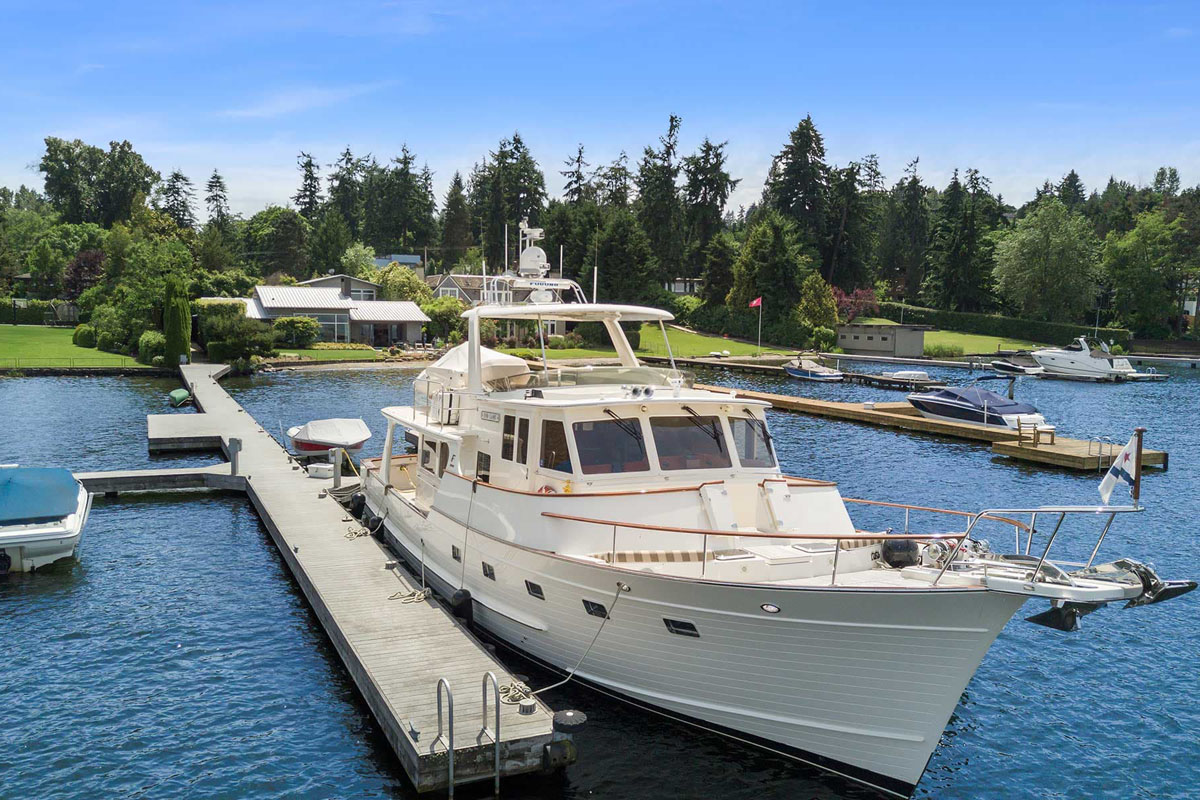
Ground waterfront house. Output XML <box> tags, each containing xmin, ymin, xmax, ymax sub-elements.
<box><xmin>203</xmin><ymin>285</ymin><xmax>430</xmax><ymax>346</ymax></box>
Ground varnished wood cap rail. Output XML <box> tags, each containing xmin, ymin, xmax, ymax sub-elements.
<box><xmin>842</xmin><ymin>497</ymin><xmax>1030</xmax><ymax>532</ymax></box>
<box><xmin>539</xmin><ymin>512</ymin><xmax>967</xmax><ymax>542</ymax></box>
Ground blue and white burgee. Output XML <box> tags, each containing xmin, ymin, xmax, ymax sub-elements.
<box><xmin>1099</xmin><ymin>434</ymin><xmax>1138</xmax><ymax>504</ymax></box>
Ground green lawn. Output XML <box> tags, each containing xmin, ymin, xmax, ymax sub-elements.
<box><xmin>853</xmin><ymin>317</ymin><xmax>1046</xmax><ymax>353</ymax></box>
<box><xmin>501</xmin><ymin>324</ymin><xmax>790</xmax><ymax>362</ymax></box>
<box><xmin>0</xmin><ymin>325</ymin><xmax>144</xmax><ymax>367</ymax></box>
<box><xmin>276</xmin><ymin>348</ymin><xmax>383</xmax><ymax>361</ymax></box>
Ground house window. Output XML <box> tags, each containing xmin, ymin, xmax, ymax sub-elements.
<box><xmin>452</xmin><ymin>545</ymin><xmax>461</xmax><ymax>562</ymax></box>
<box><xmin>540</xmin><ymin>420</ymin><xmax>573</xmax><ymax>473</ymax></box>
<box><xmin>881</xmin><ymin>336</ymin><xmax>889</xmax><ymax>342</ymax></box>
<box><xmin>476</xmin><ymin>452</ymin><xmax>491</xmax><ymax>483</ymax></box>
<box><xmin>582</xmin><ymin>599</ymin><xmax>607</xmax><ymax>618</ymax></box>
<box><xmin>867</xmin><ymin>336</ymin><xmax>874</xmax><ymax>341</ymax></box>
<box><xmin>853</xmin><ymin>335</ymin><xmax>860</xmax><ymax>340</ymax></box>
<box><xmin>663</xmin><ymin>619</ymin><xmax>700</xmax><ymax>637</ymax></box>
<box><xmin>438</xmin><ymin>287</ymin><xmax>462</xmax><ymax>299</ymax></box>
<box><xmin>525</xmin><ymin>580</ymin><xmax>545</xmax><ymax>600</ymax></box>
<box><xmin>350</xmin><ymin>288</ymin><xmax>376</xmax><ymax>301</ymax></box>
<box><xmin>482</xmin><ymin>562</ymin><xmax>495</xmax><ymax>580</ymax></box>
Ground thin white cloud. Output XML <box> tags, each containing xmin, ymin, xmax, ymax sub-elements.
<box><xmin>1166</xmin><ymin>26</ymin><xmax>1192</xmax><ymax>39</ymax></box>
<box><xmin>219</xmin><ymin>81</ymin><xmax>395</xmax><ymax>119</ymax></box>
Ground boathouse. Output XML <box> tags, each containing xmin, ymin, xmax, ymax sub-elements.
<box><xmin>836</xmin><ymin>323</ymin><xmax>930</xmax><ymax>358</ymax></box>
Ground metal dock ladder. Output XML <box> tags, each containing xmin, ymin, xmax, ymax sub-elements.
<box><xmin>433</xmin><ymin>673</ymin><xmax>504</xmax><ymax>798</ymax></box>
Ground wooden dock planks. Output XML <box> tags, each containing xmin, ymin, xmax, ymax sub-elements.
<box><xmin>99</xmin><ymin>364</ymin><xmax>561</xmax><ymax>792</ymax></box>
<box><xmin>697</xmin><ymin>383</ymin><xmax>1168</xmax><ymax>471</ymax></box>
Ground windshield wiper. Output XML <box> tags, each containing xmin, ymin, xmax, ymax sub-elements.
<box><xmin>604</xmin><ymin>408</ymin><xmax>643</xmax><ymax>442</ymax></box>
<box><xmin>681</xmin><ymin>405</ymin><xmax>722</xmax><ymax>444</ymax></box>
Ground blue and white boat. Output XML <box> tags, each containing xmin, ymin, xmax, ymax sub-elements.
<box><xmin>0</xmin><ymin>466</ymin><xmax>92</xmax><ymax>573</ymax></box>
<box><xmin>784</xmin><ymin>357</ymin><xmax>844</xmax><ymax>382</ymax></box>
<box><xmin>906</xmin><ymin>385</ymin><xmax>1046</xmax><ymax>429</ymax></box>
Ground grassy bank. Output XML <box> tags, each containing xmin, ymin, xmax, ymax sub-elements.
<box><xmin>502</xmin><ymin>323</ymin><xmax>790</xmax><ymax>361</ymax></box>
<box><xmin>854</xmin><ymin>317</ymin><xmax>1046</xmax><ymax>353</ymax></box>
<box><xmin>0</xmin><ymin>325</ymin><xmax>145</xmax><ymax>368</ymax></box>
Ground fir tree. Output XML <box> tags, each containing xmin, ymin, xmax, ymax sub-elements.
<box><xmin>157</xmin><ymin>169</ymin><xmax>196</xmax><ymax>229</ymax></box>
<box><xmin>636</xmin><ymin>115</ymin><xmax>685</xmax><ymax>283</ymax></box>
<box><xmin>293</xmin><ymin>152</ymin><xmax>323</xmax><ymax>219</ymax></box>
<box><xmin>327</xmin><ymin>146</ymin><xmax>365</xmax><ymax>236</ymax></box>
<box><xmin>763</xmin><ymin>115</ymin><xmax>830</xmax><ymax>251</ymax></box>
<box><xmin>1057</xmin><ymin>169</ymin><xmax>1086</xmax><ymax>210</ymax></box>
<box><xmin>440</xmin><ymin>171</ymin><xmax>473</xmax><ymax>265</ymax></box>
<box><xmin>205</xmin><ymin>169</ymin><xmax>230</xmax><ymax>230</ymax></box>
<box><xmin>682</xmin><ymin>138</ymin><xmax>739</xmax><ymax>272</ymax></box>
<box><xmin>560</xmin><ymin>144</ymin><xmax>592</xmax><ymax>204</ymax></box>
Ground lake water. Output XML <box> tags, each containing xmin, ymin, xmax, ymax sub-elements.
<box><xmin>1</xmin><ymin>363</ymin><xmax>1197</xmax><ymax>799</ymax></box>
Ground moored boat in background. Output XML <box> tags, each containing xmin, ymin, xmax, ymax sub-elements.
<box><xmin>287</xmin><ymin>418</ymin><xmax>372</xmax><ymax>456</ymax></box>
<box><xmin>784</xmin><ymin>357</ymin><xmax>844</xmax><ymax>382</ymax></box>
<box><xmin>0</xmin><ymin>465</ymin><xmax>92</xmax><ymax>573</ymax></box>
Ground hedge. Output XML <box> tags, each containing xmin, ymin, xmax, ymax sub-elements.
<box><xmin>0</xmin><ymin>298</ymin><xmax>64</xmax><ymax>325</ymax></box>
<box><xmin>687</xmin><ymin>304</ymin><xmax>813</xmax><ymax>350</ymax></box>
<box><xmin>137</xmin><ymin>330</ymin><xmax>167</xmax><ymax>365</ymax></box>
<box><xmin>876</xmin><ymin>302</ymin><xmax>1132</xmax><ymax>346</ymax></box>
<box><xmin>72</xmin><ymin>324</ymin><xmax>97</xmax><ymax>348</ymax></box>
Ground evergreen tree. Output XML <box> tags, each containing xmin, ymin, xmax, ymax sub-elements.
<box><xmin>921</xmin><ymin>169</ymin><xmax>1000</xmax><ymax>312</ymax></box>
<box><xmin>728</xmin><ymin>209</ymin><xmax>813</xmax><ymax>312</ymax></box>
<box><xmin>682</xmin><ymin>138</ymin><xmax>738</xmax><ymax>272</ymax></box>
<box><xmin>560</xmin><ymin>144</ymin><xmax>592</xmax><ymax>205</ymax></box>
<box><xmin>327</xmin><ymin>146</ymin><xmax>365</xmax><ymax>236</ymax></box>
<box><xmin>877</xmin><ymin>159</ymin><xmax>931</xmax><ymax>300</ymax></box>
<box><xmin>163</xmin><ymin>273</ymin><xmax>192</xmax><ymax>366</ymax></box>
<box><xmin>579</xmin><ymin>209</ymin><xmax>656</xmax><ymax>303</ymax></box>
<box><xmin>309</xmin><ymin>210</ymin><xmax>352</xmax><ymax>276</ymax></box>
<box><xmin>763</xmin><ymin>115</ymin><xmax>830</xmax><ymax>252</ymax></box>
<box><xmin>205</xmin><ymin>169</ymin><xmax>230</xmax><ymax>230</ymax></box>
<box><xmin>473</xmin><ymin>133</ymin><xmax>547</xmax><ymax>268</ymax></box>
<box><xmin>293</xmin><ymin>152</ymin><xmax>323</xmax><ymax>219</ymax></box>
<box><xmin>440</xmin><ymin>171</ymin><xmax>473</xmax><ymax>266</ymax></box>
<box><xmin>1058</xmin><ymin>169</ymin><xmax>1086</xmax><ymax>211</ymax></box>
<box><xmin>595</xmin><ymin>151</ymin><xmax>633</xmax><ymax>207</ymax></box>
<box><xmin>636</xmin><ymin>115</ymin><xmax>685</xmax><ymax>283</ymax></box>
<box><xmin>824</xmin><ymin>161</ymin><xmax>875</xmax><ymax>288</ymax></box>
<box><xmin>699</xmin><ymin>232</ymin><xmax>737</xmax><ymax>306</ymax></box>
<box><xmin>157</xmin><ymin>169</ymin><xmax>197</xmax><ymax>230</ymax></box>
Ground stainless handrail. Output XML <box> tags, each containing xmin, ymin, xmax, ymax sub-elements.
<box><xmin>481</xmin><ymin>672</ymin><xmax>501</xmax><ymax>797</ymax></box>
<box><xmin>433</xmin><ymin>678</ymin><xmax>455</xmax><ymax>797</ymax></box>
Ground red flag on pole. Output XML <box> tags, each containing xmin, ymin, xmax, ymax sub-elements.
<box><xmin>749</xmin><ymin>297</ymin><xmax>762</xmax><ymax>308</ymax></box>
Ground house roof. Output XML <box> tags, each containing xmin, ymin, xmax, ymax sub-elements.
<box><xmin>348</xmin><ymin>300</ymin><xmax>430</xmax><ymax>323</ymax></box>
<box><xmin>378</xmin><ymin>254</ymin><xmax>422</xmax><ymax>265</ymax></box>
<box><xmin>255</xmin><ymin>286</ymin><xmax>350</xmax><ymax>310</ymax></box>
<box><xmin>298</xmin><ymin>274</ymin><xmax>382</xmax><ymax>288</ymax></box>
<box><xmin>198</xmin><ymin>296</ymin><xmax>265</xmax><ymax>319</ymax></box>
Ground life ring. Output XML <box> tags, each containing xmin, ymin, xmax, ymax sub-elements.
<box><xmin>537</xmin><ymin>485</ymin><xmax>557</xmax><ymax>494</ymax></box>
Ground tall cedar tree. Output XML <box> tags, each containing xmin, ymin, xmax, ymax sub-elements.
<box><xmin>636</xmin><ymin>115</ymin><xmax>685</xmax><ymax>283</ymax></box>
<box><xmin>293</xmin><ymin>152</ymin><xmax>323</xmax><ymax>219</ymax></box>
<box><xmin>205</xmin><ymin>170</ymin><xmax>230</xmax><ymax>230</ymax></box>
<box><xmin>474</xmin><ymin>133</ymin><xmax>547</xmax><ymax>268</ymax></box>
<box><xmin>440</xmin><ymin>172</ymin><xmax>474</xmax><ymax>266</ymax></box>
<box><xmin>763</xmin><ymin>115</ymin><xmax>830</xmax><ymax>254</ymax></box>
<box><xmin>157</xmin><ymin>169</ymin><xmax>197</xmax><ymax>229</ymax></box>
<box><xmin>682</xmin><ymin>138</ymin><xmax>739</xmax><ymax>273</ymax></box>
<box><xmin>561</xmin><ymin>144</ymin><xmax>592</xmax><ymax>205</ymax></box>
<box><xmin>327</xmin><ymin>147</ymin><xmax>365</xmax><ymax>237</ymax></box>
<box><xmin>163</xmin><ymin>273</ymin><xmax>192</xmax><ymax>366</ymax></box>
<box><xmin>579</xmin><ymin>209</ymin><xmax>656</xmax><ymax>304</ymax></box>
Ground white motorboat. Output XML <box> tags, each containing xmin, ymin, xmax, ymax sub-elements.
<box><xmin>784</xmin><ymin>357</ymin><xmax>844</xmax><ymax>382</ymax></box>
<box><xmin>287</xmin><ymin>418</ymin><xmax>372</xmax><ymax>456</ymax></box>
<box><xmin>1032</xmin><ymin>337</ymin><xmax>1167</xmax><ymax>381</ymax></box>
<box><xmin>355</xmin><ymin>240</ymin><xmax>1193</xmax><ymax>797</ymax></box>
<box><xmin>0</xmin><ymin>465</ymin><xmax>92</xmax><ymax>573</ymax></box>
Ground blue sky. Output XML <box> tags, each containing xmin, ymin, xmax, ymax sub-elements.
<box><xmin>2</xmin><ymin>1</ymin><xmax>1198</xmax><ymax>218</ymax></box>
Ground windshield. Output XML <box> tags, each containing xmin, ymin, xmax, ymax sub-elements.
<box><xmin>651</xmin><ymin>415</ymin><xmax>731</xmax><ymax>470</ymax></box>
<box><xmin>730</xmin><ymin>417</ymin><xmax>776</xmax><ymax>468</ymax></box>
<box><xmin>573</xmin><ymin>418</ymin><xmax>650</xmax><ymax>474</ymax></box>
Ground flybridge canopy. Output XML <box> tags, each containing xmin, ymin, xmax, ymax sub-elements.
<box><xmin>462</xmin><ymin>303</ymin><xmax>674</xmax><ymax>323</ymax></box>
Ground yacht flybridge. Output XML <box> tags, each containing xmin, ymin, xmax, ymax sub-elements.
<box><xmin>357</xmin><ymin>233</ymin><xmax>1193</xmax><ymax>797</ymax></box>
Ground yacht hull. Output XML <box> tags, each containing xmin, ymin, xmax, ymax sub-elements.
<box><xmin>364</xmin><ymin>477</ymin><xmax>1028</xmax><ymax>797</ymax></box>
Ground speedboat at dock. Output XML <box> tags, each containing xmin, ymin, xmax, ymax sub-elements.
<box><xmin>784</xmin><ymin>357</ymin><xmax>844</xmax><ymax>382</ymax></box>
<box><xmin>1033</xmin><ymin>337</ymin><xmax>1167</xmax><ymax>381</ymax></box>
<box><xmin>0</xmin><ymin>465</ymin><xmax>92</xmax><ymax>573</ymax></box>
<box><xmin>907</xmin><ymin>384</ymin><xmax>1047</xmax><ymax>429</ymax></box>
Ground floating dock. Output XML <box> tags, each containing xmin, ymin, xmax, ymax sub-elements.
<box><xmin>696</xmin><ymin>384</ymin><xmax>1168</xmax><ymax>471</ymax></box>
<box><xmin>840</xmin><ymin>371</ymin><xmax>946</xmax><ymax>390</ymax></box>
<box><xmin>77</xmin><ymin>364</ymin><xmax>567</xmax><ymax>793</ymax></box>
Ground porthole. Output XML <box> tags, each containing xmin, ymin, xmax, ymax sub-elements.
<box><xmin>526</xmin><ymin>580</ymin><xmax>545</xmax><ymax>600</ymax></box>
<box><xmin>582</xmin><ymin>599</ymin><xmax>608</xmax><ymax>618</ymax></box>
<box><xmin>451</xmin><ymin>545</ymin><xmax>461</xmax><ymax>562</ymax></box>
<box><xmin>663</xmin><ymin>619</ymin><xmax>699</xmax><ymax>637</ymax></box>
<box><xmin>482</xmin><ymin>562</ymin><xmax>495</xmax><ymax>580</ymax></box>
<box><xmin>761</xmin><ymin>603</ymin><xmax>781</xmax><ymax>614</ymax></box>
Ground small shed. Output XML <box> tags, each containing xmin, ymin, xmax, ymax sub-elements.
<box><xmin>836</xmin><ymin>323</ymin><xmax>930</xmax><ymax>358</ymax></box>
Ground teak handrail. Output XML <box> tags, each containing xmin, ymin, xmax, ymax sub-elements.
<box><xmin>540</xmin><ymin>511</ymin><xmax>967</xmax><ymax>542</ymax></box>
<box><xmin>840</xmin><ymin>497</ymin><xmax>1030</xmax><ymax>532</ymax></box>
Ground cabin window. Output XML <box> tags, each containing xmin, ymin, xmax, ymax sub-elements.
<box><xmin>476</xmin><ymin>452</ymin><xmax>491</xmax><ymax>483</ymax></box>
<box><xmin>525</xmin><ymin>580</ymin><xmax>545</xmax><ymax>600</ymax></box>
<box><xmin>452</xmin><ymin>545</ymin><xmax>462</xmax><ymax>562</ymax></box>
<box><xmin>501</xmin><ymin>416</ymin><xmax>530</xmax><ymax>463</ymax></box>
<box><xmin>731</xmin><ymin>417</ymin><xmax>776</xmax><ymax>468</ymax></box>
<box><xmin>663</xmin><ymin>619</ymin><xmax>700</xmax><ymax>637</ymax></box>
<box><xmin>482</xmin><ymin>562</ymin><xmax>495</xmax><ymax>580</ymax></box>
<box><xmin>438</xmin><ymin>442</ymin><xmax>450</xmax><ymax>477</ymax></box>
<box><xmin>572</xmin><ymin>418</ymin><xmax>650</xmax><ymax>474</ymax></box>
<box><xmin>651</xmin><ymin>415</ymin><xmax>731</xmax><ymax>470</ymax></box>
<box><xmin>582</xmin><ymin>599</ymin><xmax>608</xmax><ymax>618</ymax></box>
<box><xmin>421</xmin><ymin>439</ymin><xmax>438</xmax><ymax>473</ymax></box>
<box><xmin>540</xmin><ymin>420</ymin><xmax>573</xmax><ymax>473</ymax></box>
<box><xmin>502</xmin><ymin>416</ymin><xmax>515</xmax><ymax>460</ymax></box>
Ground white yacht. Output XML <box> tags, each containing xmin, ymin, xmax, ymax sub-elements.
<box><xmin>1032</xmin><ymin>337</ymin><xmax>1166</xmax><ymax>381</ymax></box>
<box><xmin>357</xmin><ymin>247</ymin><xmax>1192</xmax><ymax>796</ymax></box>
<box><xmin>0</xmin><ymin>465</ymin><xmax>92</xmax><ymax>573</ymax></box>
